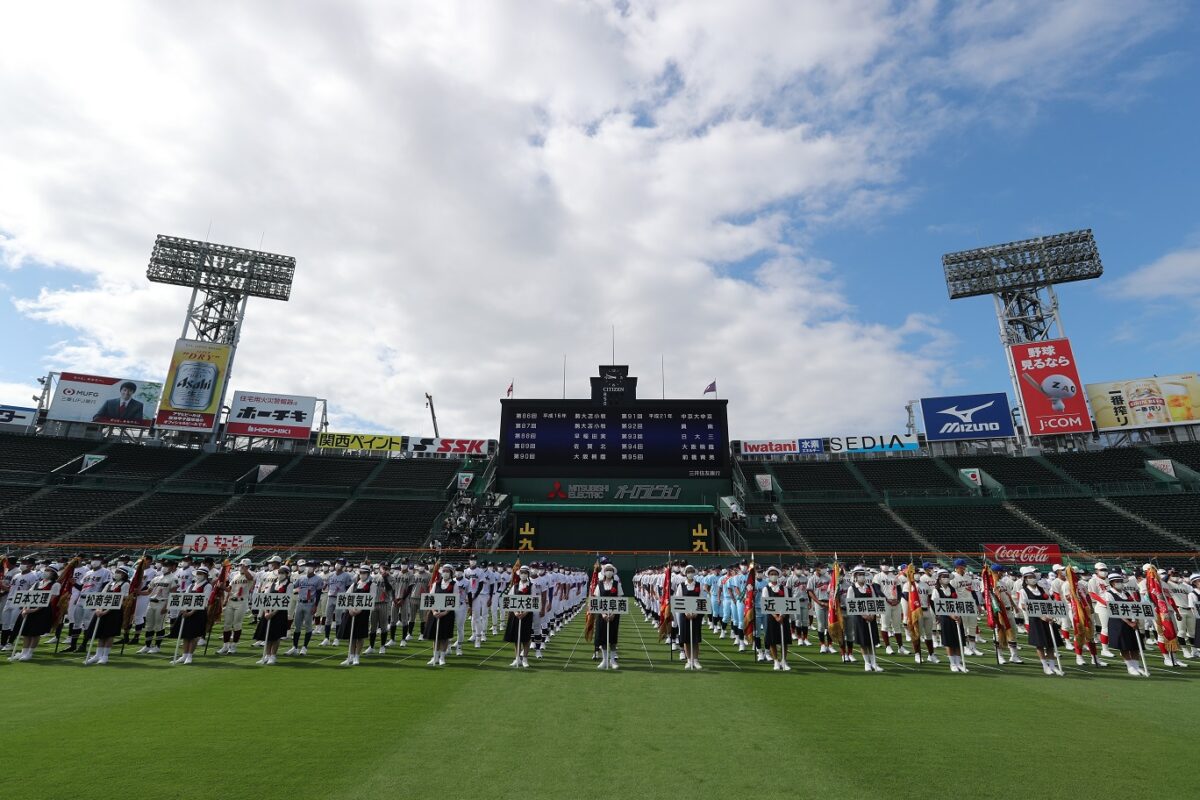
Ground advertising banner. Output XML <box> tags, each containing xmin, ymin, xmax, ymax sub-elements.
<box><xmin>49</xmin><ymin>373</ymin><xmax>161</xmax><ymax>427</ymax></box>
<box><xmin>0</xmin><ymin>405</ymin><xmax>38</xmax><ymax>432</ymax></box>
<box><xmin>983</xmin><ymin>543</ymin><xmax>1061</xmax><ymax>565</ymax></box>
<box><xmin>920</xmin><ymin>392</ymin><xmax>1015</xmax><ymax>441</ymax></box>
<box><xmin>156</xmin><ymin>339</ymin><xmax>233</xmax><ymax>432</ymax></box>
<box><xmin>406</xmin><ymin>437</ymin><xmax>490</xmax><ymax>455</ymax></box>
<box><xmin>740</xmin><ymin>438</ymin><xmax>823</xmax><ymax>456</ymax></box>
<box><xmin>1085</xmin><ymin>373</ymin><xmax>1200</xmax><ymax>431</ymax></box>
<box><xmin>226</xmin><ymin>390</ymin><xmax>317</xmax><ymax>439</ymax></box>
<box><xmin>828</xmin><ymin>433</ymin><xmax>919</xmax><ymax>454</ymax></box>
<box><xmin>1009</xmin><ymin>339</ymin><xmax>1092</xmax><ymax>436</ymax></box>
<box><xmin>182</xmin><ymin>534</ymin><xmax>255</xmax><ymax>555</ymax></box>
<box><xmin>316</xmin><ymin>432</ymin><xmax>406</xmax><ymax>452</ymax></box>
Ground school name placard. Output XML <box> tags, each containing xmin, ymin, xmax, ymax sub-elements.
<box><xmin>588</xmin><ymin>596</ymin><xmax>629</xmax><ymax>615</ymax></box>
<box><xmin>252</xmin><ymin>593</ymin><xmax>292</xmax><ymax>612</ymax></box>
<box><xmin>420</xmin><ymin>592</ymin><xmax>460</xmax><ymax>612</ymax></box>
<box><xmin>167</xmin><ymin>593</ymin><xmax>209</xmax><ymax>612</ymax></box>
<box><xmin>501</xmin><ymin>594</ymin><xmax>541</xmax><ymax>613</ymax></box>
<box><xmin>335</xmin><ymin>593</ymin><xmax>375</xmax><ymax>610</ymax></box>
<box><xmin>932</xmin><ymin>597</ymin><xmax>978</xmax><ymax>616</ymax></box>
<box><xmin>81</xmin><ymin>592</ymin><xmax>125</xmax><ymax>611</ymax></box>
<box><xmin>10</xmin><ymin>589</ymin><xmax>52</xmax><ymax>609</ymax></box>
<box><xmin>844</xmin><ymin>597</ymin><xmax>889</xmax><ymax>616</ymax></box>
<box><xmin>1025</xmin><ymin>599</ymin><xmax>1069</xmax><ymax>618</ymax></box>
<box><xmin>669</xmin><ymin>596</ymin><xmax>710</xmax><ymax>615</ymax></box>
<box><xmin>1107</xmin><ymin>601</ymin><xmax>1156</xmax><ymax>621</ymax></box>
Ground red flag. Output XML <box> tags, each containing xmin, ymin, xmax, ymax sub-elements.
<box><xmin>827</xmin><ymin>562</ymin><xmax>843</xmax><ymax>642</ymax></box>
<box><xmin>51</xmin><ymin>557</ymin><xmax>81</xmax><ymax>629</ymax></box>
<box><xmin>742</xmin><ymin>562</ymin><xmax>757</xmax><ymax>636</ymax></box>
<box><xmin>980</xmin><ymin>562</ymin><xmax>1014</xmax><ymax>631</ymax></box>
<box><xmin>1144</xmin><ymin>566</ymin><xmax>1179</xmax><ymax>652</ymax></box>
<box><xmin>904</xmin><ymin>563</ymin><xmax>922</xmax><ymax>644</ymax></box>
<box><xmin>657</xmin><ymin>561</ymin><xmax>673</xmax><ymax>640</ymax></box>
<box><xmin>1063</xmin><ymin>565</ymin><xmax>1091</xmax><ymax>636</ymax></box>
<box><xmin>583</xmin><ymin>561</ymin><xmax>599</xmax><ymax>640</ymax></box>
<box><xmin>205</xmin><ymin>560</ymin><xmax>230</xmax><ymax>637</ymax></box>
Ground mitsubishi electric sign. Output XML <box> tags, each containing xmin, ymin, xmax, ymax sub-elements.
<box><xmin>920</xmin><ymin>392</ymin><xmax>1016</xmax><ymax>441</ymax></box>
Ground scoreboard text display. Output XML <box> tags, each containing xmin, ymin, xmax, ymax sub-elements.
<box><xmin>499</xmin><ymin>399</ymin><xmax>730</xmax><ymax>478</ymax></box>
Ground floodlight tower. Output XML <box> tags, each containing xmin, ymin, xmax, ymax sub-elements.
<box><xmin>147</xmin><ymin>234</ymin><xmax>296</xmax><ymax>441</ymax></box>
<box><xmin>942</xmin><ymin>230</ymin><xmax>1102</xmax><ymax>444</ymax></box>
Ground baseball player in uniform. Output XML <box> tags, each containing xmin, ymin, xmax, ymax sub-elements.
<box><xmin>321</xmin><ymin>559</ymin><xmax>353</xmax><ymax>646</ymax></box>
<box><xmin>140</xmin><ymin>561</ymin><xmax>179</xmax><ymax>654</ymax></box>
<box><xmin>1</xmin><ymin>557</ymin><xmax>39</xmax><ymax>652</ymax></box>
<box><xmin>287</xmin><ymin>561</ymin><xmax>324</xmax><ymax>655</ymax></box>
<box><xmin>873</xmin><ymin>564</ymin><xmax>907</xmax><ymax>654</ymax></box>
<box><xmin>949</xmin><ymin>560</ymin><xmax>982</xmax><ymax>656</ymax></box>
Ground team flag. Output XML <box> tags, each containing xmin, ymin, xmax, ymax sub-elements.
<box><xmin>904</xmin><ymin>563</ymin><xmax>922</xmax><ymax>645</ymax></box>
<box><xmin>583</xmin><ymin>560</ymin><xmax>599</xmax><ymax>640</ymax></box>
<box><xmin>51</xmin><ymin>557</ymin><xmax>81</xmax><ymax>629</ymax></box>
<box><xmin>827</xmin><ymin>560</ymin><xmax>843</xmax><ymax>644</ymax></box>
<box><xmin>205</xmin><ymin>560</ymin><xmax>230</xmax><ymax>638</ymax></box>
<box><xmin>1144</xmin><ymin>566</ymin><xmax>1179</xmax><ymax>652</ymax></box>
<box><xmin>506</xmin><ymin>381</ymin><xmax>514</xmax><ymax>398</ymax></box>
<box><xmin>703</xmin><ymin>381</ymin><xmax>717</xmax><ymax>395</ymax></box>
<box><xmin>658</xmin><ymin>557</ymin><xmax>673</xmax><ymax>641</ymax></box>
<box><xmin>980</xmin><ymin>562</ymin><xmax>1011</xmax><ymax>631</ymax></box>
<box><xmin>742</xmin><ymin>560</ymin><xmax>757</xmax><ymax>637</ymax></box>
<box><xmin>1063</xmin><ymin>564</ymin><xmax>1090</xmax><ymax>635</ymax></box>
<box><xmin>121</xmin><ymin>556</ymin><xmax>148</xmax><ymax>634</ymax></box>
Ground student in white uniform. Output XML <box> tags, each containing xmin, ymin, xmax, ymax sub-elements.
<box><xmin>873</xmin><ymin>564</ymin><xmax>907</xmax><ymax>655</ymax></box>
<box><xmin>140</xmin><ymin>561</ymin><xmax>178</xmax><ymax>654</ymax></box>
<box><xmin>218</xmin><ymin>560</ymin><xmax>255</xmax><ymax>655</ymax></box>
<box><xmin>1</xmin><ymin>557</ymin><xmax>39</xmax><ymax>652</ymax></box>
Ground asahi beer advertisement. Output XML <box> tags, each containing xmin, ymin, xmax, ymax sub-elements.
<box><xmin>155</xmin><ymin>339</ymin><xmax>233</xmax><ymax>432</ymax></box>
<box><xmin>225</xmin><ymin>390</ymin><xmax>317</xmax><ymax>439</ymax></box>
<box><xmin>48</xmin><ymin>373</ymin><xmax>161</xmax><ymax>428</ymax></box>
<box><xmin>1009</xmin><ymin>338</ymin><xmax>1093</xmax><ymax>436</ymax></box>
<box><xmin>1085</xmin><ymin>373</ymin><xmax>1200</xmax><ymax>432</ymax></box>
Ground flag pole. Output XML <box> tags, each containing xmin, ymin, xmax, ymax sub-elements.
<box><xmin>1134</xmin><ymin>615</ymin><xmax>1149</xmax><ymax>677</ymax></box>
<box><xmin>8</xmin><ymin>612</ymin><xmax>28</xmax><ymax>661</ymax></box>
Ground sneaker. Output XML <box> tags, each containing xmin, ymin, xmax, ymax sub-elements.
<box><xmin>438</xmin><ymin>653</ymin><xmax>447</xmax><ymax>666</ymax></box>
<box><xmin>1092</xmin><ymin>658</ymin><xmax>1108</xmax><ymax>667</ymax></box>
<box><xmin>693</xmin><ymin>661</ymin><xmax>702</xmax><ymax>670</ymax></box>
<box><xmin>341</xmin><ymin>658</ymin><xmax>353</xmax><ymax>667</ymax></box>
<box><xmin>885</xmin><ymin>645</ymin><xmax>895</xmax><ymax>655</ymax></box>
<box><xmin>1051</xmin><ymin>664</ymin><xmax>1063</xmax><ymax>676</ymax></box>
<box><xmin>1042</xmin><ymin>663</ymin><xmax>1053</xmax><ymax>675</ymax></box>
<box><xmin>683</xmin><ymin>661</ymin><xmax>693</xmax><ymax>670</ymax></box>
<box><xmin>454</xmin><ymin>647</ymin><xmax>462</xmax><ymax>657</ymax></box>
<box><xmin>847</xmin><ymin>654</ymin><xmax>856</xmax><ymax>662</ymax></box>
<box><xmin>299</xmin><ymin>647</ymin><xmax>308</xmax><ymax>656</ymax></box>
<box><xmin>1076</xmin><ymin>655</ymin><xmax>1087</xmax><ymax>666</ymax></box>
<box><xmin>927</xmin><ymin>654</ymin><xmax>939</xmax><ymax>664</ymax></box>
<box><xmin>285</xmin><ymin>647</ymin><xmax>299</xmax><ymax>656</ymax></box>
<box><xmin>597</xmin><ymin>658</ymin><xmax>608</xmax><ymax>670</ymax></box>
<box><xmin>534</xmin><ymin>649</ymin><xmax>542</xmax><ymax>659</ymax></box>
<box><xmin>379</xmin><ymin>646</ymin><xmax>387</xmax><ymax>655</ymax></box>
<box><xmin>950</xmin><ymin>663</ymin><xmax>960</xmax><ymax>673</ymax></box>
<box><xmin>1100</xmin><ymin>647</ymin><xmax>1115</xmax><ymax>658</ymax></box>
<box><xmin>256</xmin><ymin>656</ymin><xmax>268</xmax><ymax>665</ymax></box>
<box><xmin>960</xmin><ymin>664</ymin><xmax>970</xmax><ymax>673</ymax></box>
<box><xmin>899</xmin><ymin>646</ymin><xmax>911</xmax><ymax>655</ymax></box>
<box><xmin>1173</xmin><ymin>657</ymin><xmax>1188</xmax><ymax>668</ymax></box>
<box><xmin>427</xmin><ymin>656</ymin><xmax>439</xmax><ymax>666</ymax></box>
<box><xmin>216</xmin><ymin>644</ymin><xmax>229</xmax><ymax>655</ymax></box>
<box><xmin>1008</xmin><ymin>655</ymin><xmax>1023</xmax><ymax>664</ymax></box>
<box><xmin>84</xmin><ymin>654</ymin><xmax>100</xmax><ymax>666</ymax></box>
<box><xmin>1126</xmin><ymin>665</ymin><xmax>1141</xmax><ymax>676</ymax></box>
<box><xmin>363</xmin><ymin>647</ymin><xmax>373</xmax><ymax>655</ymax></box>
<box><xmin>914</xmin><ymin>653</ymin><xmax>922</xmax><ymax>664</ymax></box>
<box><xmin>320</xmin><ymin>639</ymin><xmax>331</xmax><ymax>647</ymax></box>
<box><xmin>136</xmin><ymin>646</ymin><xmax>150</xmax><ymax>654</ymax></box>
<box><xmin>781</xmin><ymin>661</ymin><xmax>791</xmax><ymax>671</ymax></box>
<box><xmin>385</xmin><ymin>639</ymin><xmax>395</xmax><ymax>647</ymax></box>
<box><xmin>148</xmin><ymin>647</ymin><xmax>161</xmax><ymax>654</ymax></box>
<box><xmin>872</xmin><ymin>663</ymin><xmax>884</xmax><ymax>673</ymax></box>
<box><xmin>403</xmin><ymin>634</ymin><xmax>412</xmax><ymax>641</ymax></box>
<box><xmin>332</xmin><ymin>638</ymin><xmax>340</xmax><ymax>647</ymax></box>
<box><xmin>520</xmin><ymin>656</ymin><xmax>529</xmax><ymax>668</ymax></box>
<box><xmin>510</xmin><ymin>658</ymin><xmax>521</xmax><ymax>667</ymax></box>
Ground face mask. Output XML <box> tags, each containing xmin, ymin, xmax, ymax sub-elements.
<box><xmin>686</xmin><ymin>573</ymin><xmax>696</xmax><ymax>581</ymax></box>
<box><xmin>91</xmin><ymin>561</ymin><xmax>101</xmax><ymax>569</ymax></box>
<box><xmin>768</xmin><ymin>576</ymin><xmax>779</xmax><ymax>585</ymax></box>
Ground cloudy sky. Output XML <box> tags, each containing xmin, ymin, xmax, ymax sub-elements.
<box><xmin>1</xmin><ymin>1</ymin><xmax>1198</xmax><ymax>439</ymax></box>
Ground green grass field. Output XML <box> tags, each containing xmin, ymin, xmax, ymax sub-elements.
<box><xmin>5</xmin><ymin>611</ymin><xmax>1195</xmax><ymax>800</ymax></box>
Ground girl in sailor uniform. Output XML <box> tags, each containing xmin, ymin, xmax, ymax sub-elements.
<box><xmin>1105</xmin><ymin>570</ymin><xmax>1148</xmax><ymax>677</ymax></box>
<box><xmin>253</xmin><ymin>564</ymin><xmax>292</xmax><ymax>666</ymax></box>
<box><xmin>676</xmin><ymin>564</ymin><xmax>704</xmax><ymax>670</ymax></box>
<box><xmin>1016</xmin><ymin>566</ymin><xmax>1064</xmax><ymax>676</ymax></box>
<box><xmin>421</xmin><ymin>565</ymin><xmax>456</xmax><ymax>667</ymax></box>
<box><xmin>171</xmin><ymin>565</ymin><xmax>212</xmax><ymax>665</ymax></box>
<box><xmin>84</xmin><ymin>565</ymin><xmax>131</xmax><ymax>666</ymax></box>
<box><xmin>503</xmin><ymin>566</ymin><xmax>534</xmax><ymax>668</ymax></box>
<box><xmin>337</xmin><ymin>565</ymin><xmax>374</xmax><ymax>666</ymax></box>
<box><xmin>850</xmin><ymin>567</ymin><xmax>884</xmax><ymax>673</ymax></box>
<box><xmin>8</xmin><ymin>563</ymin><xmax>61</xmax><ymax>662</ymax></box>
<box><xmin>932</xmin><ymin>570</ymin><xmax>968</xmax><ymax>673</ymax></box>
<box><xmin>761</xmin><ymin>566</ymin><xmax>790</xmax><ymax>671</ymax></box>
<box><xmin>594</xmin><ymin>564</ymin><xmax>622</xmax><ymax>670</ymax></box>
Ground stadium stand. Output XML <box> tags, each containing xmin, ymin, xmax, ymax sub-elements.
<box><xmin>173</xmin><ymin>450</ymin><xmax>296</xmax><ymax>482</ymax></box>
<box><xmin>366</xmin><ymin>458</ymin><xmax>462</xmax><ymax>492</ymax></box>
<box><xmin>766</xmin><ymin>462</ymin><xmax>865</xmax><ymax>494</ymax></box>
<box><xmin>0</xmin><ymin>488</ymin><xmax>143</xmax><ymax>541</ymax></box>
<box><xmin>940</xmin><ymin>454</ymin><xmax>1068</xmax><ymax>488</ymax></box>
<box><xmin>273</xmin><ymin>455</ymin><xmax>381</xmax><ymax>488</ymax></box>
<box><xmin>1011</xmin><ymin>497</ymin><xmax>1184</xmax><ymax>552</ymax></box>
<box><xmin>0</xmin><ymin>485</ymin><xmax>39</xmax><ymax>513</ymax></box>
<box><xmin>0</xmin><ymin>433</ymin><xmax>97</xmax><ymax>473</ymax></box>
<box><xmin>1106</xmin><ymin>495</ymin><xmax>1200</xmax><ymax>547</ymax></box>
<box><xmin>890</xmin><ymin>504</ymin><xmax>1050</xmax><ymax>553</ymax></box>
<box><xmin>781</xmin><ymin>502</ymin><xmax>914</xmax><ymax>553</ymax></box>
<box><xmin>1042</xmin><ymin>448</ymin><xmax>1156</xmax><ymax>486</ymax></box>
<box><xmin>852</xmin><ymin>458</ymin><xmax>962</xmax><ymax>494</ymax></box>
<box><xmin>1151</xmin><ymin>441</ymin><xmax>1200</xmax><ymax>473</ymax></box>
<box><xmin>188</xmin><ymin>495</ymin><xmax>347</xmax><ymax>546</ymax></box>
<box><xmin>86</xmin><ymin>443</ymin><xmax>201</xmax><ymax>480</ymax></box>
<box><xmin>63</xmin><ymin>492</ymin><xmax>231</xmax><ymax>543</ymax></box>
<box><xmin>311</xmin><ymin>498</ymin><xmax>447</xmax><ymax>550</ymax></box>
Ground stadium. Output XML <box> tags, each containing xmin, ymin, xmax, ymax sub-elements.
<box><xmin>2</xmin><ymin>4</ymin><xmax>1198</xmax><ymax>800</ymax></box>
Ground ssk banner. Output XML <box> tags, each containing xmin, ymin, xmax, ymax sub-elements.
<box><xmin>920</xmin><ymin>392</ymin><xmax>1015</xmax><ymax>441</ymax></box>
<box><xmin>406</xmin><ymin>437</ymin><xmax>490</xmax><ymax>455</ymax></box>
<box><xmin>48</xmin><ymin>373</ymin><xmax>161</xmax><ymax>428</ymax></box>
<box><xmin>226</xmin><ymin>390</ymin><xmax>317</xmax><ymax>439</ymax></box>
<box><xmin>1009</xmin><ymin>338</ymin><xmax>1092</xmax><ymax>436</ymax></box>
<box><xmin>156</xmin><ymin>339</ymin><xmax>232</xmax><ymax>433</ymax></box>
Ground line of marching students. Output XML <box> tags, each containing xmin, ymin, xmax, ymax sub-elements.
<box><xmin>632</xmin><ymin>559</ymin><xmax>1200</xmax><ymax>677</ymax></box>
<box><xmin>0</xmin><ymin>553</ymin><xmax>590</xmax><ymax>667</ymax></box>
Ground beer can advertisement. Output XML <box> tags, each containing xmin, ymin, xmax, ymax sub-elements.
<box><xmin>155</xmin><ymin>339</ymin><xmax>233</xmax><ymax>432</ymax></box>
<box><xmin>48</xmin><ymin>372</ymin><xmax>162</xmax><ymax>427</ymax></box>
<box><xmin>226</xmin><ymin>390</ymin><xmax>317</xmax><ymax>439</ymax></box>
<box><xmin>1085</xmin><ymin>373</ymin><xmax>1200</xmax><ymax>431</ymax></box>
<box><xmin>1008</xmin><ymin>338</ymin><xmax>1093</xmax><ymax>436</ymax></box>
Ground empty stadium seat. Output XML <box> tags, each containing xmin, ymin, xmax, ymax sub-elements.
<box><xmin>366</xmin><ymin>458</ymin><xmax>462</xmax><ymax>492</ymax></box>
<box><xmin>0</xmin><ymin>433</ymin><xmax>97</xmax><ymax>473</ymax></box>
<box><xmin>1151</xmin><ymin>442</ymin><xmax>1200</xmax><ymax>473</ymax></box>
<box><xmin>1107</xmin><ymin>495</ymin><xmax>1200</xmax><ymax>547</ymax></box>
<box><xmin>311</xmin><ymin>499</ymin><xmax>446</xmax><ymax>549</ymax></box>
<box><xmin>174</xmin><ymin>450</ymin><xmax>296</xmax><ymax>482</ymax></box>
<box><xmin>189</xmin><ymin>495</ymin><xmax>345</xmax><ymax>546</ymax></box>
<box><xmin>781</xmin><ymin>503</ymin><xmax>915</xmax><ymax>554</ymax></box>
<box><xmin>1012</xmin><ymin>497</ymin><xmax>1183</xmax><ymax>552</ymax></box>
<box><xmin>86</xmin><ymin>443</ymin><xmax>202</xmax><ymax>480</ymax></box>
<box><xmin>852</xmin><ymin>459</ymin><xmax>963</xmax><ymax>494</ymax></box>
<box><xmin>0</xmin><ymin>488</ymin><xmax>142</xmax><ymax>541</ymax></box>
<box><xmin>767</xmin><ymin>462</ymin><xmax>865</xmax><ymax>493</ymax></box>
<box><xmin>64</xmin><ymin>492</ymin><xmax>230</xmax><ymax>543</ymax></box>
<box><xmin>1043</xmin><ymin>448</ymin><xmax>1157</xmax><ymax>486</ymax></box>
<box><xmin>891</xmin><ymin>504</ymin><xmax>1050</xmax><ymax>553</ymax></box>
<box><xmin>273</xmin><ymin>455</ymin><xmax>381</xmax><ymax>488</ymax></box>
<box><xmin>939</xmin><ymin>454</ymin><xmax>1068</xmax><ymax>489</ymax></box>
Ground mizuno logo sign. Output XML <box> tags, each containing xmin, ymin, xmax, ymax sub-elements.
<box><xmin>936</xmin><ymin>400</ymin><xmax>994</xmax><ymax>423</ymax></box>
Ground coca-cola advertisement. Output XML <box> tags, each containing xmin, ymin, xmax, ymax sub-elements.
<box><xmin>984</xmin><ymin>543</ymin><xmax>1062</xmax><ymax>565</ymax></box>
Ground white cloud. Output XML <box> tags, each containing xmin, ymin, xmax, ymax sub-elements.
<box><xmin>1108</xmin><ymin>246</ymin><xmax>1200</xmax><ymax>303</ymax></box>
<box><xmin>0</xmin><ymin>1</ymin><xmax>1180</xmax><ymax>436</ymax></box>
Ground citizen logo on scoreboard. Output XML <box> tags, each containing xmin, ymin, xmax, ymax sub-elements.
<box><xmin>406</xmin><ymin>437</ymin><xmax>488</xmax><ymax>454</ymax></box>
<box><xmin>920</xmin><ymin>392</ymin><xmax>1015</xmax><ymax>441</ymax></box>
<box><xmin>983</xmin><ymin>543</ymin><xmax>1061</xmax><ymax>565</ymax></box>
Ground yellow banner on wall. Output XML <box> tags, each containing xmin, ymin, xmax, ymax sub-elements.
<box><xmin>1086</xmin><ymin>373</ymin><xmax>1200</xmax><ymax>431</ymax></box>
<box><xmin>155</xmin><ymin>339</ymin><xmax>233</xmax><ymax>433</ymax></box>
